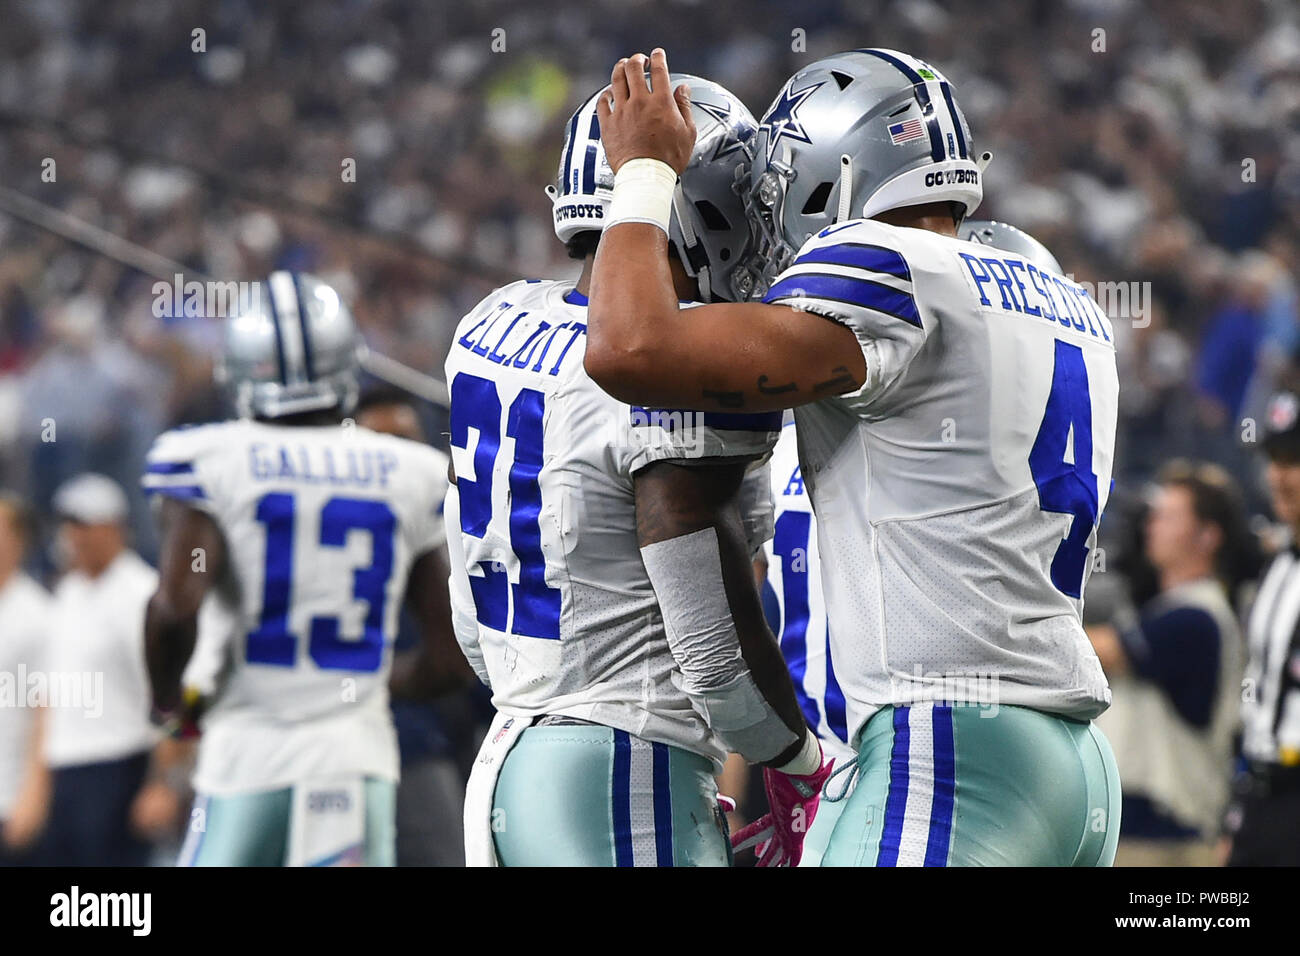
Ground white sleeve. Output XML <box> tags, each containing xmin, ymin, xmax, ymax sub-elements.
<box><xmin>763</xmin><ymin>220</ymin><xmax>929</xmax><ymax>412</ymax></box>
<box><xmin>442</xmin><ymin>481</ymin><xmax>490</xmax><ymax>687</ymax></box>
<box><xmin>622</xmin><ymin>407</ymin><xmax>780</xmax><ymax>475</ymax></box>
<box><xmin>141</xmin><ymin>425</ymin><xmax>224</xmax><ymax>515</ymax></box>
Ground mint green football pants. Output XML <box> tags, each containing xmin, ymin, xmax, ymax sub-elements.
<box><xmin>177</xmin><ymin>778</ymin><xmax>396</xmax><ymax>867</ymax></box>
<box><xmin>820</xmin><ymin>702</ymin><xmax>1121</xmax><ymax>867</ymax></box>
<box><xmin>492</xmin><ymin>724</ymin><xmax>731</xmax><ymax>866</ymax></box>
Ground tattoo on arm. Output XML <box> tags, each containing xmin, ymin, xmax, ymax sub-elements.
<box><xmin>702</xmin><ymin>388</ymin><xmax>745</xmax><ymax>409</ymax></box>
<box><xmin>814</xmin><ymin>365</ymin><xmax>857</xmax><ymax>393</ymax></box>
<box><xmin>757</xmin><ymin>375</ymin><xmax>798</xmax><ymax>395</ymax></box>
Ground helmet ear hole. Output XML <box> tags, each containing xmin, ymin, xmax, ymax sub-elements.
<box><xmin>801</xmin><ymin>181</ymin><xmax>835</xmax><ymax>216</ymax></box>
<box><xmin>692</xmin><ymin>200</ymin><xmax>732</xmax><ymax>231</ymax></box>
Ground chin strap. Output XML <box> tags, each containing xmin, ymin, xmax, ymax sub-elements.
<box><xmin>671</xmin><ymin>181</ymin><xmax>714</xmax><ymax>301</ymax></box>
<box><xmin>835</xmin><ymin>153</ymin><xmax>854</xmax><ymax>224</ymax></box>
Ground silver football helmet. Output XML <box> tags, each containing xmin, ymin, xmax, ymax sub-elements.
<box><xmin>215</xmin><ymin>271</ymin><xmax>366</xmax><ymax>420</ymax></box>
<box><xmin>962</xmin><ymin>219</ymin><xmax>1064</xmax><ymax>274</ymax></box>
<box><xmin>748</xmin><ymin>49</ymin><xmax>988</xmax><ymax>288</ymax></box>
<box><xmin>546</xmin><ymin>74</ymin><xmax>761</xmax><ymax>302</ymax></box>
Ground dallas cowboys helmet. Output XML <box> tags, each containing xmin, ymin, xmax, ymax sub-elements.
<box><xmin>963</xmin><ymin>219</ymin><xmax>1064</xmax><ymax>275</ymax></box>
<box><xmin>748</xmin><ymin>49</ymin><xmax>989</xmax><ymax>285</ymax></box>
<box><xmin>547</xmin><ymin>74</ymin><xmax>761</xmax><ymax>301</ymax></box>
<box><xmin>216</xmin><ymin>271</ymin><xmax>366</xmax><ymax>420</ymax></box>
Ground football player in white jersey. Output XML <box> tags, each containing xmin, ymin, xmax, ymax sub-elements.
<box><xmin>142</xmin><ymin>272</ymin><xmax>468</xmax><ymax>866</ymax></box>
<box><xmin>451</xmin><ymin>76</ymin><xmax>831</xmax><ymax>868</ymax></box>
<box><xmin>587</xmin><ymin>49</ymin><xmax>1121</xmax><ymax>866</ymax></box>
<box><xmin>763</xmin><ymin>219</ymin><xmax>1073</xmax><ymax>866</ymax></box>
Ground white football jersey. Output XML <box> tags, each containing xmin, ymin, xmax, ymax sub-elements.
<box><xmin>142</xmin><ymin>419</ymin><xmax>448</xmax><ymax>794</ymax></box>
<box><xmin>762</xmin><ymin>420</ymin><xmax>855</xmax><ymax>766</ymax></box>
<box><xmin>444</xmin><ymin>280</ymin><xmax>780</xmax><ymax>771</ymax></box>
<box><xmin>762</xmin><ymin>218</ymin><xmax>1117</xmax><ymax>745</ymax></box>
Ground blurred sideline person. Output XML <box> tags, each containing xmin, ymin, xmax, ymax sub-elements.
<box><xmin>40</xmin><ymin>474</ymin><xmax>168</xmax><ymax>866</ymax></box>
<box><xmin>451</xmin><ymin>77</ymin><xmax>828</xmax><ymax>868</ymax></box>
<box><xmin>0</xmin><ymin>494</ymin><xmax>51</xmax><ymax>865</ymax></box>
<box><xmin>142</xmin><ymin>272</ymin><xmax>470</xmax><ymax>867</ymax></box>
<box><xmin>354</xmin><ymin>385</ymin><xmax>466</xmax><ymax>867</ymax></box>
<box><xmin>588</xmin><ymin>49</ymin><xmax>1120</xmax><ymax>865</ymax></box>
<box><xmin>1089</xmin><ymin>462</ymin><xmax>1245</xmax><ymax>865</ymax></box>
<box><xmin>1226</xmin><ymin>392</ymin><xmax>1300</xmax><ymax>865</ymax></box>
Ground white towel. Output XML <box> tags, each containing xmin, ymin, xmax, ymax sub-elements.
<box><xmin>463</xmin><ymin>711</ymin><xmax>533</xmax><ymax>867</ymax></box>
<box><xmin>286</xmin><ymin>776</ymin><xmax>366</xmax><ymax>867</ymax></box>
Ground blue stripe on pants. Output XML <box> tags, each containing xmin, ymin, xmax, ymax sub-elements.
<box><xmin>651</xmin><ymin>742</ymin><xmax>673</xmax><ymax>867</ymax></box>
<box><xmin>612</xmin><ymin>730</ymin><xmax>633</xmax><ymax>866</ymax></box>
<box><xmin>877</xmin><ymin>706</ymin><xmax>911</xmax><ymax>866</ymax></box>
<box><xmin>925</xmin><ymin>704</ymin><xmax>956</xmax><ymax>866</ymax></box>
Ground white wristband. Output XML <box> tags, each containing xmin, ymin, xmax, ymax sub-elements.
<box><xmin>775</xmin><ymin>727</ymin><xmax>823</xmax><ymax>777</ymax></box>
<box><xmin>607</xmin><ymin>158</ymin><xmax>677</xmax><ymax>235</ymax></box>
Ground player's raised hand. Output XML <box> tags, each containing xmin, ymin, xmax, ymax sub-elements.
<box><xmin>597</xmin><ymin>48</ymin><xmax>696</xmax><ymax>175</ymax></box>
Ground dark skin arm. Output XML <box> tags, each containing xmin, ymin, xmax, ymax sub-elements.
<box><xmin>636</xmin><ymin>460</ymin><xmax>808</xmax><ymax>767</ymax></box>
<box><xmin>145</xmin><ymin>498</ymin><xmax>227</xmax><ymax>713</ymax></box>
<box><xmin>390</xmin><ymin>546</ymin><xmax>477</xmax><ymax>698</ymax></box>
<box><xmin>587</xmin><ymin>50</ymin><xmax>866</xmax><ymax>412</ymax></box>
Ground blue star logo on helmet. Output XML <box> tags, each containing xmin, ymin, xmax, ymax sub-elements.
<box><xmin>759</xmin><ymin>80</ymin><xmax>824</xmax><ymax>164</ymax></box>
<box><xmin>694</xmin><ymin>99</ymin><xmax>753</xmax><ymax>162</ymax></box>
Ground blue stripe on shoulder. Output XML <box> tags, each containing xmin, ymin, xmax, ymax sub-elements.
<box><xmin>143</xmin><ymin>484</ymin><xmax>207</xmax><ymax>501</ymax></box>
<box><xmin>794</xmin><ymin>242</ymin><xmax>912</xmax><ymax>282</ymax></box>
<box><xmin>145</xmin><ymin>461</ymin><xmax>195</xmax><ymax>475</ymax></box>
<box><xmin>765</xmin><ymin>272</ymin><xmax>922</xmax><ymax>328</ymax></box>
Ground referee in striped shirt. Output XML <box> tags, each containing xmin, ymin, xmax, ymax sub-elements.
<box><xmin>1227</xmin><ymin>391</ymin><xmax>1300</xmax><ymax>866</ymax></box>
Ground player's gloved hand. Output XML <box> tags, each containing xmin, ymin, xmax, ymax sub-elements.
<box><xmin>731</xmin><ymin>754</ymin><xmax>834</xmax><ymax>867</ymax></box>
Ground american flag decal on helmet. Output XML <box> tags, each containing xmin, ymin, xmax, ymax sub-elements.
<box><xmin>888</xmin><ymin>118</ymin><xmax>925</xmax><ymax>145</ymax></box>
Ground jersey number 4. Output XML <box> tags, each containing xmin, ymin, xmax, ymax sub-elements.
<box><xmin>450</xmin><ymin>373</ymin><xmax>561</xmax><ymax>639</ymax></box>
<box><xmin>247</xmin><ymin>494</ymin><xmax>395</xmax><ymax>673</ymax></box>
<box><xmin>1029</xmin><ymin>340</ymin><xmax>1099</xmax><ymax>600</ymax></box>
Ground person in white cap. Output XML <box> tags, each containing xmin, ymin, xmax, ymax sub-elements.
<box><xmin>38</xmin><ymin>473</ymin><xmax>178</xmax><ymax>865</ymax></box>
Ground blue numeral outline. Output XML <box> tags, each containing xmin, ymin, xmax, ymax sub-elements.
<box><xmin>448</xmin><ymin>372</ymin><xmax>562</xmax><ymax>639</ymax></box>
<box><xmin>246</xmin><ymin>493</ymin><xmax>396</xmax><ymax>671</ymax></box>
<box><xmin>1029</xmin><ymin>340</ymin><xmax>1099</xmax><ymax>599</ymax></box>
<box><xmin>770</xmin><ymin>510</ymin><xmax>848</xmax><ymax>743</ymax></box>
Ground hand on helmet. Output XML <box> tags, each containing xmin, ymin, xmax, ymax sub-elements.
<box><xmin>597</xmin><ymin>49</ymin><xmax>696</xmax><ymax>175</ymax></box>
